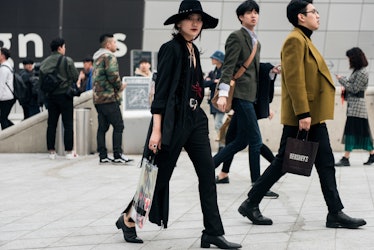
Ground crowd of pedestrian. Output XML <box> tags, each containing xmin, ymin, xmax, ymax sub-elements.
<box><xmin>0</xmin><ymin>0</ymin><xmax>372</xmax><ymax>248</ymax></box>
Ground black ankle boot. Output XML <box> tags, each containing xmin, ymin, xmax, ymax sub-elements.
<box><xmin>201</xmin><ymin>234</ymin><xmax>242</xmax><ymax>249</ymax></box>
<box><xmin>238</xmin><ymin>199</ymin><xmax>273</xmax><ymax>225</ymax></box>
<box><xmin>335</xmin><ymin>157</ymin><xmax>350</xmax><ymax>167</ymax></box>
<box><xmin>364</xmin><ymin>154</ymin><xmax>374</xmax><ymax>165</ymax></box>
<box><xmin>115</xmin><ymin>214</ymin><xmax>143</xmax><ymax>243</ymax></box>
<box><xmin>326</xmin><ymin>211</ymin><xmax>366</xmax><ymax>229</ymax></box>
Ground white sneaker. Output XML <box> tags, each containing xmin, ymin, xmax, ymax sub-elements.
<box><xmin>113</xmin><ymin>154</ymin><xmax>134</xmax><ymax>164</ymax></box>
<box><xmin>66</xmin><ymin>152</ymin><xmax>78</xmax><ymax>160</ymax></box>
<box><xmin>49</xmin><ymin>152</ymin><xmax>56</xmax><ymax>160</ymax></box>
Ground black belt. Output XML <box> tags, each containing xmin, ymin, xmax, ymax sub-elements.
<box><xmin>189</xmin><ymin>98</ymin><xmax>198</xmax><ymax>111</ymax></box>
<box><xmin>350</xmin><ymin>91</ymin><xmax>365</xmax><ymax>98</ymax></box>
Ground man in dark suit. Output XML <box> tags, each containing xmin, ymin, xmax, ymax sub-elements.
<box><xmin>238</xmin><ymin>0</ymin><xmax>366</xmax><ymax>229</ymax></box>
<box><xmin>213</xmin><ymin>0</ymin><xmax>279</xmax><ymax>190</ymax></box>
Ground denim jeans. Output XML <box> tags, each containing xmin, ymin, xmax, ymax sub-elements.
<box><xmin>94</xmin><ymin>102</ymin><xmax>124</xmax><ymax>159</ymax></box>
<box><xmin>213</xmin><ymin>98</ymin><xmax>262</xmax><ymax>182</ymax></box>
<box><xmin>214</xmin><ymin>112</ymin><xmax>225</xmax><ymax>131</ymax></box>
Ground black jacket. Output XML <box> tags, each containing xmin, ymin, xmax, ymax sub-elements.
<box><xmin>150</xmin><ymin>34</ymin><xmax>203</xmax><ymax>148</ymax></box>
<box><xmin>255</xmin><ymin>63</ymin><xmax>276</xmax><ymax>119</ymax></box>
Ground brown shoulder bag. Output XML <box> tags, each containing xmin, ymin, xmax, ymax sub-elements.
<box><xmin>211</xmin><ymin>42</ymin><xmax>258</xmax><ymax>113</ymax></box>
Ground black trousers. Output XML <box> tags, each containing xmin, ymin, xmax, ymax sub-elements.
<box><xmin>47</xmin><ymin>94</ymin><xmax>74</xmax><ymax>151</ymax></box>
<box><xmin>0</xmin><ymin>98</ymin><xmax>16</xmax><ymax>130</ymax></box>
<box><xmin>248</xmin><ymin>123</ymin><xmax>344</xmax><ymax>213</ymax></box>
<box><xmin>94</xmin><ymin>102</ymin><xmax>124</xmax><ymax>158</ymax></box>
<box><xmin>149</xmin><ymin>107</ymin><xmax>225</xmax><ymax>236</ymax></box>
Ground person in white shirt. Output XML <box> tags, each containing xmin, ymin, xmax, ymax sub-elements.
<box><xmin>0</xmin><ymin>48</ymin><xmax>16</xmax><ymax>130</ymax></box>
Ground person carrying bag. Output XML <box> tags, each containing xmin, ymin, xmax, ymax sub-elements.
<box><xmin>211</xmin><ymin>42</ymin><xmax>257</xmax><ymax>113</ymax></box>
<box><xmin>115</xmin><ymin>1</ymin><xmax>241</xmax><ymax>248</ymax></box>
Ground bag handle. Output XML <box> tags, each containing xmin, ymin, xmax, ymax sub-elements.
<box><xmin>233</xmin><ymin>41</ymin><xmax>258</xmax><ymax>80</ymax></box>
<box><xmin>142</xmin><ymin>148</ymin><xmax>158</xmax><ymax>166</ymax></box>
<box><xmin>296</xmin><ymin>130</ymin><xmax>310</xmax><ymax>141</ymax></box>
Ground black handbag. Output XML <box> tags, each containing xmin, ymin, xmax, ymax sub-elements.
<box><xmin>65</xmin><ymin>82</ymin><xmax>81</xmax><ymax>98</ymax></box>
<box><xmin>282</xmin><ymin>132</ymin><xmax>319</xmax><ymax>177</ymax></box>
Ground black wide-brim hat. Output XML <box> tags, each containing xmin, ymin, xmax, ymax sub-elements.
<box><xmin>164</xmin><ymin>0</ymin><xmax>218</xmax><ymax>29</ymax></box>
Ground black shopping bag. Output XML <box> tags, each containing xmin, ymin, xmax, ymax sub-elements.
<box><xmin>282</xmin><ymin>132</ymin><xmax>319</xmax><ymax>177</ymax></box>
<box><xmin>131</xmin><ymin>154</ymin><xmax>158</xmax><ymax>228</ymax></box>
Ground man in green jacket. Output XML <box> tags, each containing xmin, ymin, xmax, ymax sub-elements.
<box><xmin>93</xmin><ymin>33</ymin><xmax>133</xmax><ymax>164</ymax></box>
<box><xmin>39</xmin><ymin>38</ymin><xmax>79</xmax><ymax>160</ymax></box>
<box><xmin>213</xmin><ymin>0</ymin><xmax>279</xmax><ymax>198</ymax></box>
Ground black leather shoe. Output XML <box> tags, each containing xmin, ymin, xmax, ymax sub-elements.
<box><xmin>264</xmin><ymin>190</ymin><xmax>279</xmax><ymax>199</ymax></box>
<box><xmin>364</xmin><ymin>154</ymin><xmax>374</xmax><ymax>165</ymax></box>
<box><xmin>326</xmin><ymin>211</ymin><xmax>366</xmax><ymax>229</ymax></box>
<box><xmin>238</xmin><ymin>199</ymin><xmax>273</xmax><ymax>225</ymax></box>
<box><xmin>201</xmin><ymin>234</ymin><xmax>242</xmax><ymax>249</ymax></box>
<box><xmin>115</xmin><ymin>214</ymin><xmax>143</xmax><ymax>243</ymax></box>
<box><xmin>216</xmin><ymin>176</ymin><xmax>229</xmax><ymax>184</ymax></box>
<box><xmin>335</xmin><ymin>157</ymin><xmax>350</xmax><ymax>167</ymax></box>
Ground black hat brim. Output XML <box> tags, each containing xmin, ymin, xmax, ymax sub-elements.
<box><xmin>164</xmin><ymin>11</ymin><xmax>218</xmax><ymax>29</ymax></box>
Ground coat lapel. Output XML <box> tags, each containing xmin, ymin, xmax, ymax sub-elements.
<box><xmin>241</xmin><ymin>28</ymin><xmax>253</xmax><ymax>51</ymax></box>
<box><xmin>298</xmin><ymin>29</ymin><xmax>334</xmax><ymax>88</ymax></box>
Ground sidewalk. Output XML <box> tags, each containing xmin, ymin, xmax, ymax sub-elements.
<box><xmin>0</xmin><ymin>151</ymin><xmax>373</xmax><ymax>250</ymax></box>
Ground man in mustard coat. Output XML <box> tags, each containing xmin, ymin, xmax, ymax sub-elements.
<box><xmin>238</xmin><ymin>0</ymin><xmax>366</xmax><ymax>229</ymax></box>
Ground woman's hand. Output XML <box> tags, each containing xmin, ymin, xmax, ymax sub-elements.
<box><xmin>149</xmin><ymin>130</ymin><xmax>161</xmax><ymax>154</ymax></box>
<box><xmin>149</xmin><ymin>114</ymin><xmax>162</xmax><ymax>153</ymax></box>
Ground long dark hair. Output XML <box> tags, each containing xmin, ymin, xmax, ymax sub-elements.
<box><xmin>346</xmin><ymin>47</ymin><xmax>368</xmax><ymax>70</ymax></box>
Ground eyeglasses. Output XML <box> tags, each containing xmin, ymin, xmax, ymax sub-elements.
<box><xmin>302</xmin><ymin>9</ymin><xmax>319</xmax><ymax>15</ymax></box>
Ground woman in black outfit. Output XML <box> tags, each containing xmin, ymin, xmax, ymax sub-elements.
<box><xmin>115</xmin><ymin>0</ymin><xmax>241</xmax><ymax>249</ymax></box>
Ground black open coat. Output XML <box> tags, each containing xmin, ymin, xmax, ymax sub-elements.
<box><xmin>145</xmin><ymin>34</ymin><xmax>205</xmax><ymax>228</ymax></box>
<box><xmin>255</xmin><ymin>62</ymin><xmax>276</xmax><ymax>119</ymax></box>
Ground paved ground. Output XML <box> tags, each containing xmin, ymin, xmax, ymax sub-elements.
<box><xmin>1</xmin><ymin>151</ymin><xmax>374</xmax><ymax>250</ymax></box>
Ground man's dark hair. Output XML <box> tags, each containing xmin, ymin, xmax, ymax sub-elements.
<box><xmin>139</xmin><ymin>58</ymin><xmax>150</xmax><ymax>64</ymax></box>
<box><xmin>346</xmin><ymin>47</ymin><xmax>369</xmax><ymax>70</ymax></box>
<box><xmin>0</xmin><ymin>48</ymin><xmax>11</xmax><ymax>59</ymax></box>
<box><xmin>22</xmin><ymin>58</ymin><xmax>34</xmax><ymax>65</ymax></box>
<box><xmin>83</xmin><ymin>57</ymin><xmax>93</xmax><ymax>63</ymax></box>
<box><xmin>236</xmin><ymin>0</ymin><xmax>260</xmax><ymax>23</ymax></box>
<box><xmin>287</xmin><ymin>0</ymin><xmax>313</xmax><ymax>27</ymax></box>
<box><xmin>50</xmin><ymin>38</ymin><xmax>65</xmax><ymax>52</ymax></box>
<box><xmin>99</xmin><ymin>33</ymin><xmax>114</xmax><ymax>47</ymax></box>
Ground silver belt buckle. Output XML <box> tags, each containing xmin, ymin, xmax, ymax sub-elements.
<box><xmin>189</xmin><ymin>98</ymin><xmax>197</xmax><ymax>110</ymax></box>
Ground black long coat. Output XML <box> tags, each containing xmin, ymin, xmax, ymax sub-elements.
<box><xmin>145</xmin><ymin>34</ymin><xmax>205</xmax><ymax>228</ymax></box>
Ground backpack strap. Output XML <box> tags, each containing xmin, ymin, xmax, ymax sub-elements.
<box><xmin>1</xmin><ymin>64</ymin><xmax>15</xmax><ymax>95</ymax></box>
<box><xmin>56</xmin><ymin>55</ymin><xmax>70</xmax><ymax>82</ymax></box>
<box><xmin>63</xmin><ymin>56</ymin><xmax>70</xmax><ymax>81</ymax></box>
<box><xmin>56</xmin><ymin>55</ymin><xmax>64</xmax><ymax>69</ymax></box>
<box><xmin>1</xmin><ymin>64</ymin><xmax>14</xmax><ymax>73</ymax></box>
